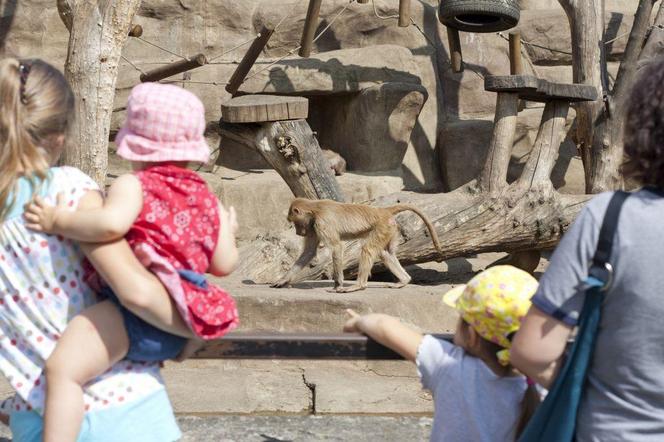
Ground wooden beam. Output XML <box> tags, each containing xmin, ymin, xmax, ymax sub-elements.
<box><xmin>139</xmin><ymin>53</ymin><xmax>207</xmax><ymax>83</ymax></box>
<box><xmin>194</xmin><ymin>332</ymin><xmax>454</xmax><ymax>359</ymax></box>
<box><xmin>398</xmin><ymin>0</ymin><xmax>411</xmax><ymax>27</ymax></box>
<box><xmin>225</xmin><ymin>26</ymin><xmax>274</xmax><ymax>96</ymax></box>
<box><xmin>509</xmin><ymin>32</ymin><xmax>522</xmax><ymax>75</ymax></box>
<box><xmin>447</xmin><ymin>27</ymin><xmax>463</xmax><ymax>73</ymax></box>
<box><xmin>299</xmin><ymin>0</ymin><xmax>323</xmax><ymax>57</ymax></box>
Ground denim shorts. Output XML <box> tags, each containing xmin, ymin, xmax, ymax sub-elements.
<box><xmin>102</xmin><ymin>285</ymin><xmax>187</xmax><ymax>362</ymax></box>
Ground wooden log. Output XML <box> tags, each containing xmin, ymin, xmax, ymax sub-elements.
<box><xmin>509</xmin><ymin>32</ymin><xmax>522</xmax><ymax>75</ymax></box>
<box><xmin>299</xmin><ymin>0</ymin><xmax>323</xmax><ymax>57</ymax></box>
<box><xmin>398</xmin><ymin>0</ymin><xmax>411</xmax><ymax>27</ymax></box>
<box><xmin>221</xmin><ymin>94</ymin><xmax>308</xmax><ymax>123</ymax></box>
<box><xmin>128</xmin><ymin>24</ymin><xmax>142</xmax><ymax>37</ymax></box>
<box><xmin>447</xmin><ymin>27</ymin><xmax>463</xmax><ymax>73</ymax></box>
<box><xmin>139</xmin><ymin>53</ymin><xmax>207</xmax><ymax>83</ymax></box>
<box><xmin>479</xmin><ymin>92</ymin><xmax>518</xmax><ymax>194</ymax></box>
<box><xmin>219</xmin><ymin>119</ymin><xmax>344</xmax><ymax>201</ymax></box>
<box><xmin>225</xmin><ymin>26</ymin><xmax>274</xmax><ymax>96</ymax></box>
<box><xmin>237</xmin><ymin>185</ymin><xmax>591</xmax><ymax>284</ymax></box>
<box><xmin>517</xmin><ymin>100</ymin><xmax>570</xmax><ymax>189</ymax></box>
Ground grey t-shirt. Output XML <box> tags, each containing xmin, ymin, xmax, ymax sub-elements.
<box><xmin>417</xmin><ymin>335</ymin><xmax>527</xmax><ymax>442</ymax></box>
<box><xmin>533</xmin><ymin>189</ymin><xmax>664</xmax><ymax>441</ymax></box>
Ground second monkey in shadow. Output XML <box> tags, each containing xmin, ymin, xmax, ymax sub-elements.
<box><xmin>272</xmin><ymin>198</ymin><xmax>442</xmax><ymax>292</ymax></box>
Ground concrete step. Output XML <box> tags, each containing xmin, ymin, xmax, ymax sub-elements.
<box><xmin>0</xmin><ymin>415</ymin><xmax>433</xmax><ymax>441</ymax></box>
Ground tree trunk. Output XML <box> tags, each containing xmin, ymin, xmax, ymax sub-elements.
<box><xmin>638</xmin><ymin>3</ymin><xmax>664</xmax><ymax>70</ymax></box>
<box><xmin>57</xmin><ymin>0</ymin><xmax>141</xmax><ymax>187</ymax></box>
<box><xmin>219</xmin><ymin>120</ymin><xmax>344</xmax><ymax>202</ymax></box>
<box><xmin>561</xmin><ymin>0</ymin><xmax>657</xmax><ymax>194</ymax></box>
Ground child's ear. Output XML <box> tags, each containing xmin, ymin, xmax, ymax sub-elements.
<box><xmin>467</xmin><ymin>326</ymin><xmax>479</xmax><ymax>348</ymax></box>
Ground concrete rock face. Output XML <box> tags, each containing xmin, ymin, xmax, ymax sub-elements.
<box><xmin>3</xmin><ymin>0</ymin><xmax>644</xmax><ymax>220</ymax></box>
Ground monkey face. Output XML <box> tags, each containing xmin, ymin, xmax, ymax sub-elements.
<box><xmin>288</xmin><ymin>205</ymin><xmax>311</xmax><ymax>236</ymax></box>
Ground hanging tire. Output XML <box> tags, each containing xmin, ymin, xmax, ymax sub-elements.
<box><xmin>438</xmin><ymin>0</ymin><xmax>520</xmax><ymax>33</ymax></box>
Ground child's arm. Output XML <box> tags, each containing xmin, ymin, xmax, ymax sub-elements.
<box><xmin>209</xmin><ymin>201</ymin><xmax>239</xmax><ymax>277</ymax></box>
<box><xmin>24</xmin><ymin>174</ymin><xmax>142</xmax><ymax>242</ymax></box>
<box><xmin>343</xmin><ymin>309</ymin><xmax>423</xmax><ymax>362</ymax></box>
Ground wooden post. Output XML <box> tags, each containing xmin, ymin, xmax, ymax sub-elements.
<box><xmin>447</xmin><ymin>27</ymin><xmax>463</xmax><ymax>73</ymax></box>
<box><xmin>516</xmin><ymin>100</ymin><xmax>570</xmax><ymax>189</ymax></box>
<box><xmin>128</xmin><ymin>24</ymin><xmax>142</xmax><ymax>37</ymax></box>
<box><xmin>298</xmin><ymin>0</ymin><xmax>323</xmax><ymax>57</ymax></box>
<box><xmin>398</xmin><ymin>0</ymin><xmax>411</xmax><ymax>27</ymax></box>
<box><xmin>225</xmin><ymin>26</ymin><xmax>274</xmax><ymax>96</ymax></box>
<box><xmin>509</xmin><ymin>32</ymin><xmax>522</xmax><ymax>75</ymax></box>
<box><xmin>139</xmin><ymin>53</ymin><xmax>207</xmax><ymax>83</ymax></box>
<box><xmin>479</xmin><ymin>92</ymin><xmax>518</xmax><ymax>194</ymax></box>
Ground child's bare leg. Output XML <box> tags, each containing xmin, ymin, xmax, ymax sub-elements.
<box><xmin>81</xmin><ymin>240</ymin><xmax>193</xmax><ymax>338</ymax></box>
<box><xmin>44</xmin><ymin>300</ymin><xmax>129</xmax><ymax>442</ymax></box>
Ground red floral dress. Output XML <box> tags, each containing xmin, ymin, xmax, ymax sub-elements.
<box><xmin>125</xmin><ymin>164</ymin><xmax>239</xmax><ymax>339</ymax></box>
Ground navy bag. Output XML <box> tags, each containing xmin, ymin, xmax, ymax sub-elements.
<box><xmin>518</xmin><ymin>191</ymin><xmax>629</xmax><ymax>442</ymax></box>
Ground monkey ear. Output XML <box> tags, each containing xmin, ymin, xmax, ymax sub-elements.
<box><xmin>293</xmin><ymin>207</ymin><xmax>301</xmax><ymax>215</ymax></box>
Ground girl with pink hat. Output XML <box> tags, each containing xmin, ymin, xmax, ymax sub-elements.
<box><xmin>24</xmin><ymin>82</ymin><xmax>240</xmax><ymax>441</ymax></box>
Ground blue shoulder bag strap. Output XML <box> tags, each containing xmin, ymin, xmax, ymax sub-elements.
<box><xmin>519</xmin><ymin>190</ymin><xmax>629</xmax><ymax>442</ymax></box>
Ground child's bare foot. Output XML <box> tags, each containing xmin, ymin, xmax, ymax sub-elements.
<box><xmin>174</xmin><ymin>339</ymin><xmax>205</xmax><ymax>362</ymax></box>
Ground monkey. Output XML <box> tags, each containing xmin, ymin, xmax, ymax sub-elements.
<box><xmin>322</xmin><ymin>149</ymin><xmax>347</xmax><ymax>176</ymax></box>
<box><xmin>271</xmin><ymin>198</ymin><xmax>442</xmax><ymax>293</ymax></box>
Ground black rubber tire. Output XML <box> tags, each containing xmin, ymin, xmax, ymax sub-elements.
<box><xmin>438</xmin><ymin>0</ymin><xmax>520</xmax><ymax>33</ymax></box>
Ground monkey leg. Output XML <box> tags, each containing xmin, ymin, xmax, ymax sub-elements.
<box><xmin>335</xmin><ymin>231</ymin><xmax>388</xmax><ymax>293</ymax></box>
<box><xmin>331</xmin><ymin>243</ymin><xmax>345</xmax><ymax>289</ymax></box>
<box><xmin>380</xmin><ymin>251</ymin><xmax>412</xmax><ymax>288</ymax></box>
<box><xmin>271</xmin><ymin>234</ymin><xmax>319</xmax><ymax>288</ymax></box>
<box><xmin>380</xmin><ymin>232</ymin><xmax>412</xmax><ymax>288</ymax></box>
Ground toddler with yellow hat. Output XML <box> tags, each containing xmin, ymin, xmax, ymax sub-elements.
<box><xmin>344</xmin><ymin>265</ymin><xmax>540</xmax><ymax>442</ymax></box>
<box><xmin>23</xmin><ymin>83</ymin><xmax>240</xmax><ymax>441</ymax></box>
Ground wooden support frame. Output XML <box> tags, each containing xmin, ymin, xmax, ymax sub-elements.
<box><xmin>447</xmin><ymin>27</ymin><xmax>463</xmax><ymax>73</ymax></box>
<box><xmin>140</xmin><ymin>53</ymin><xmax>207</xmax><ymax>83</ymax></box>
<box><xmin>194</xmin><ymin>332</ymin><xmax>453</xmax><ymax>359</ymax></box>
<box><xmin>299</xmin><ymin>0</ymin><xmax>323</xmax><ymax>57</ymax></box>
<box><xmin>225</xmin><ymin>26</ymin><xmax>274</xmax><ymax>96</ymax></box>
<box><xmin>398</xmin><ymin>0</ymin><xmax>411</xmax><ymax>27</ymax></box>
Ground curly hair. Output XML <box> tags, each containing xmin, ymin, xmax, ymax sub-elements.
<box><xmin>622</xmin><ymin>56</ymin><xmax>664</xmax><ymax>188</ymax></box>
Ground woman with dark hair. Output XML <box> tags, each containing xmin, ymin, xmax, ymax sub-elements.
<box><xmin>510</xmin><ymin>56</ymin><xmax>664</xmax><ymax>441</ymax></box>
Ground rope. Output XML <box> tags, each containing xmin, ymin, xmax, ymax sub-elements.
<box><xmin>159</xmin><ymin>79</ymin><xmax>228</xmax><ymax>86</ymax></box>
<box><xmin>134</xmin><ymin>36</ymin><xmax>188</xmax><ymax>60</ymax></box>
<box><xmin>497</xmin><ymin>32</ymin><xmax>572</xmax><ymax>56</ymax></box>
<box><xmin>409</xmin><ymin>17</ymin><xmax>436</xmax><ymax>47</ymax></box>
<box><xmin>241</xmin><ymin>0</ymin><xmax>356</xmax><ymax>84</ymax></box>
<box><xmin>208</xmin><ymin>35</ymin><xmax>259</xmax><ymax>62</ymax></box>
<box><xmin>121</xmin><ymin>55</ymin><xmax>146</xmax><ymax>75</ymax></box>
<box><xmin>371</xmin><ymin>0</ymin><xmax>399</xmax><ymax>20</ymax></box>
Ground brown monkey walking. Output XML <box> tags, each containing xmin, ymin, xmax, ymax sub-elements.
<box><xmin>272</xmin><ymin>198</ymin><xmax>442</xmax><ymax>292</ymax></box>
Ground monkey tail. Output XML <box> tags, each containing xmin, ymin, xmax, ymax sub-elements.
<box><xmin>390</xmin><ymin>205</ymin><xmax>442</xmax><ymax>252</ymax></box>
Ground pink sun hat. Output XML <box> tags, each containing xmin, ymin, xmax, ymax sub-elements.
<box><xmin>115</xmin><ymin>82</ymin><xmax>210</xmax><ymax>163</ymax></box>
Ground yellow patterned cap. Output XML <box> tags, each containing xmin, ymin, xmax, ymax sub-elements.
<box><xmin>443</xmin><ymin>265</ymin><xmax>538</xmax><ymax>365</ymax></box>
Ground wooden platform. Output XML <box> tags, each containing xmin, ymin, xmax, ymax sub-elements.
<box><xmin>484</xmin><ymin>75</ymin><xmax>598</xmax><ymax>103</ymax></box>
<box><xmin>221</xmin><ymin>94</ymin><xmax>309</xmax><ymax>123</ymax></box>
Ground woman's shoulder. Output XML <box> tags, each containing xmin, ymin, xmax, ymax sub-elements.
<box><xmin>47</xmin><ymin>166</ymin><xmax>99</xmax><ymax>196</ymax></box>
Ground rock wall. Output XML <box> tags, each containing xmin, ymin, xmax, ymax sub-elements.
<box><xmin>1</xmin><ymin>0</ymin><xmax>645</xmax><ymax>197</ymax></box>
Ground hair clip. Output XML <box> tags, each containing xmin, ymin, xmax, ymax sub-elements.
<box><xmin>18</xmin><ymin>62</ymin><xmax>32</xmax><ymax>105</ymax></box>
